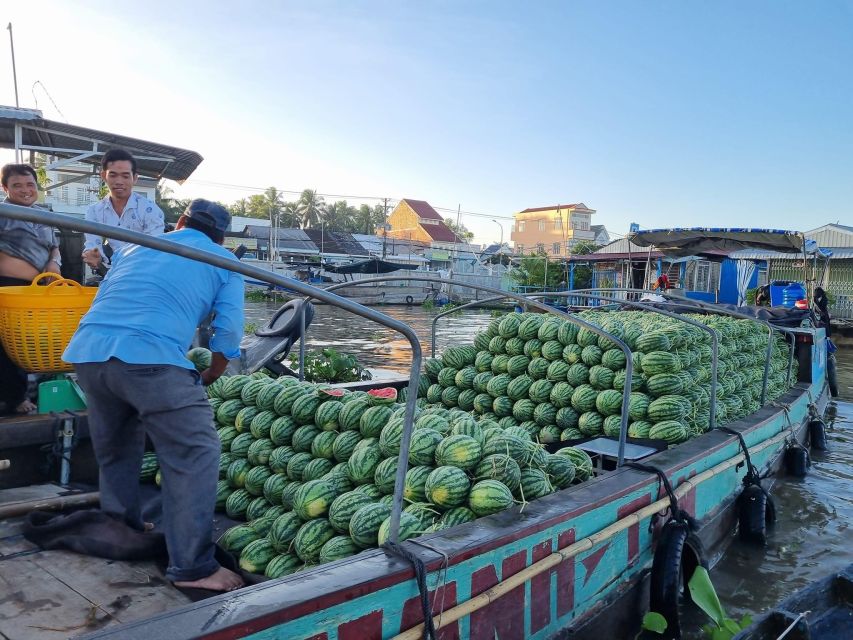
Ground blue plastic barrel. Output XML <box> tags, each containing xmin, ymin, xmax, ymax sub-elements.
<box><xmin>769</xmin><ymin>280</ymin><xmax>793</xmax><ymax>306</ymax></box>
<box><xmin>782</xmin><ymin>282</ymin><xmax>806</xmax><ymax>308</ymax></box>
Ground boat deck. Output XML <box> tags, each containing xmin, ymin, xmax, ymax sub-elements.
<box><xmin>0</xmin><ymin>485</ymin><xmax>191</xmax><ymax>640</ymax></box>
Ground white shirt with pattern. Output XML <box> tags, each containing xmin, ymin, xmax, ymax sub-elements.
<box><xmin>83</xmin><ymin>193</ymin><xmax>165</xmax><ymax>256</ymax></box>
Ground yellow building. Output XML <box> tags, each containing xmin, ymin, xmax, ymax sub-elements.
<box><xmin>385</xmin><ymin>198</ymin><xmax>463</xmax><ymax>246</ymax></box>
<box><xmin>510</xmin><ymin>203</ymin><xmax>598</xmax><ymax>256</ymax></box>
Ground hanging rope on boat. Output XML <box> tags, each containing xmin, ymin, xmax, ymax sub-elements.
<box><xmin>625</xmin><ymin>462</ymin><xmax>695</xmax><ymax>529</ymax></box>
<box><xmin>409</xmin><ymin>538</ymin><xmax>451</xmax><ymax>633</ymax></box>
<box><xmin>383</xmin><ymin>541</ymin><xmax>438</xmax><ymax>640</ymax></box>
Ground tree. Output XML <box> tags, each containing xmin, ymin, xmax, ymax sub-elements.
<box><xmin>510</xmin><ymin>249</ymin><xmax>567</xmax><ymax>290</ymax></box>
<box><xmin>297</xmin><ymin>189</ymin><xmax>325</xmax><ymax>229</ymax></box>
<box><xmin>444</xmin><ymin>218</ymin><xmax>474</xmax><ymax>242</ymax></box>
<box><xmin>322</xmin><ymin>200</ymin><xmax>357</xmax><ymax>232</ymax></box>
<box><xmin>228</xmin><ymin>198</ymin><xmax>250</xmax><ymax>218</ymax></box>
<box><xmin>156</xmin><ymin>182</ymin><xmax>190</xmax><ymax>223</ymax></box>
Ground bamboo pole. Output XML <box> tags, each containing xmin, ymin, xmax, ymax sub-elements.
<box><xmin>0</xmin><ymin>491</ymin><xmax>100</xmax><ymax>519</ymax></box>
<box><xmin>391</xmin><ymin>429</ymin><xmax>791</xmax><ymax>640</ymax></box>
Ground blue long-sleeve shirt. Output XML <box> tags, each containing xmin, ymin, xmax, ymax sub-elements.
<box><xmin>64</xmin><ymin>228</ymin><xmax>244</xmax><ymax>368</ymax></box>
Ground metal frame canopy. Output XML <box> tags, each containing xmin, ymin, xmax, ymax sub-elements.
<box><xmin>0</xmin><ymin>106</ymin><xmax>203</xmax><ymax>184</ymax></box>
<box><xmin>628</xmin><ymin>227</ymin><xmax>809</xmax><ymax>257</ymax></box>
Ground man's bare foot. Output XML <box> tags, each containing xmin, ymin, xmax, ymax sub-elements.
<box><xmin>15</xmin><ymin>399</ymin><xmax>36</xmax><ymax>415</ymax></box>
<box><xmin>173</xmin><ymin>566</ymin><xmax>244</xmax><ymax>592</ymax></box>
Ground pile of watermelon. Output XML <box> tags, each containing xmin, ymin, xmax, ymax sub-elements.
<box><xmin>182</xmin><ymin>370</ymin><xmax>593</xmax><ymax>578</ymax></box>
<box><xmin>140</xmin><ymin>309</ymin><xmax>791</xmax><ymax>578</ymax></box>
<box><xmin>422</xmin><ymin>309</ymin><xmax>792</xmax><ymax>445</ymax></box>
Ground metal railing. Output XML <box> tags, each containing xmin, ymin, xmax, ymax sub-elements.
<box><xmin>0</xmin><ymin>201</ymin><xmax>426</xmax><ymax>544</ymax></box>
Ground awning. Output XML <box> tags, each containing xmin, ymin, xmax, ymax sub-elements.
<box><xmin>0</xmin><ymin>106</ymin><xmax>202</xmax><ymax>182</ymax></box>
<box><xmin>323</xmin><ymin>258</ymin><xmax>420</xmax><ymax>274</ymax></box>
<box><xmin>628</xmin><ymin>228</ymin><xmax>811</xmax><ymax>257</ymax></box>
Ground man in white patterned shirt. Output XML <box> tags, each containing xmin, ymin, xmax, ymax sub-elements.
<box><xmin>82</xmin><ymin>149</ymin><xmax>165</xmax><ymax>270</ymax></box>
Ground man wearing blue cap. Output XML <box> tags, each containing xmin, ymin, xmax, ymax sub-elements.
<box><xmin>65</xmin><ymin>199</ymin><xmax>245</xmax><ymax>592</ymax></box>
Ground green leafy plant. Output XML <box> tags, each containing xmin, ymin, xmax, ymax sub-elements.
<box><xmin>422</xmin><ymin>299</ymin><xmax>435</xmax><ymax>311</ymax></box>
<box><xmin>688</xmin><ymin>567</ymin><xmax>752</xmax><ymax>639</ymax></box>
<box><xmin>639</xmin><ymin>611</ymin><xmax>668</xmax><ymax>636</ymax></box>
<box><xmin>244</xmin><ymin>322</ymin><xmax>258</xmax><ymax>334</ymax></box>
<box><xmin>289</xmin><ymin>348</ymin><xmax>372</xmax><ymax>383</ymax></box>
<box><xmin>245</xmin><ymin>289</ymin><xmax>269</xmax><ymax>302</ymax></box>
<box><xmin>745</xmin><ymin>288</ymin><xmax>758</xmax><ymax>305</ymax></box>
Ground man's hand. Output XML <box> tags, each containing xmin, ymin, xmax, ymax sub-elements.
<box><xmin>201</xmin><ymin>352</ymin><xmax>229</xmax><ymax>386</ymax></box>
<box><xmin>82</xmin><ymin>248</ymin><xmax>102</xmax><ymax>269</ymax></box>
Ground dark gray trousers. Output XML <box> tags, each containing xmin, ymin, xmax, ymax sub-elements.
<box><xmin>74</xmin><ymin>359</ymin><xmax>220</xmax><ymax>582</ymax></box>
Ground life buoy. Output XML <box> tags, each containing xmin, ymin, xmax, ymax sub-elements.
<box><xmin>827</xmin><ymin>352</ymin><xmax>839</xmax><ymax>398</ymax></box>
<box><xmin>809</xmin><ymin>419</ymin><xmax>828</xmax><ymax>451</ymax></box>
<box><xmin>738</xmin><ymin>484</ymin><xmax>776</xmax><ymax>544</ymax></box>
<box><xmin>405</xmin><ymin>295</ymin><xmax>414</xmax><ymax>305</ymax></box>
<box><xmin>649</xmin><ymin>520</ymin><xmax>705</xmax><ymax>640</ymax></box>
<box><xmin>784</xmin><ymin>443</ymin><xmax>810</xmax><ymax>478</ymax></box>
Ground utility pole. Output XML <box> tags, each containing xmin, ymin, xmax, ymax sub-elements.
<box><xmin>7</xmin><ymin>23</ymin><xmax>20</xmax><ymax>162</ymax></box>
<box><xmin>381</xmin><ymin>197</ymin><xmax>389</xmax><ymax>259</ymax></box>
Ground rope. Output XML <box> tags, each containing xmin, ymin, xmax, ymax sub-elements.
<box><xmin>384</xmin><ymin>541</ymin><xmax>437</xmax><ymax>640</ymax></box>
<box><xmin>625</xmin><ymin>462</ymin><xmax>696</xmax><ymax>529</ymax></box>
<box><xmin>409</xmin><ymin>539</ymin><xmax>450</xmax><ymax>632</ymax></box>
<box><xmin>718</xmin><ymin>427</ymin><xmax>763</xmax><ymax>488</ymax></box>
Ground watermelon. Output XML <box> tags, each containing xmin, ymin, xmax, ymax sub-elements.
<box><xmin>538</xmin><ymin>424</ymin><xmax>562</xmax><ymax>443</ymax></box>
<box><xmin>268</xmin><ymin>445</ymin><xmax>296</xmax><ymax>474</ymax></box>
<box><xmin>571</xmin><ymin>385</ymin><xmax>598</xmax><ymax>413</ymax></box>
<box><xmin>645</xmin><ymin>373</ymin><xmax>684</xmax><ymax>397</ymax></box>
<box><xmin>601</xmin><ymin>349</ymin><xmax>627</xmax><ymax>371</ymax></box>
<box><xmin>273</xmin><ymin>385</ymin><xmax>308</xmax><ymax>416</ymax></box>
<box><xmin>226</xmin><ymin>458</ymin><xmax>252</xmax><ymax>488</ymax></box>
<box><xmin>315</xmin><ymin>401</ymin><xmax>344</xmax><ymax>431</ymax></box>
<box><xmin>546</xmin><ymin>454</ymin><xmax>576</xmax><ymax>488</ymax></box>
<box><xmin>403</xmin><ymin>465</ymin><xmax>434</xmax><ymax>503</ymax></box>
<box><xmin>246</xmin><ymin>496</ymin><xmax>272</xmax><ymax>521</ymax></box>
<box><xmin>216</xmin><ymin>399</ymin><xmax>244</xmax><ymax>428</ymax></box>
<box><xmin>647</xmin><ymin>395</ymin><xmax>689</xmax><ymax>422</ymax></box>
<box><xmin>595</xmin><ymin>389</ymin><xmax>623</xmax><ymax>416</ymax></box>
<box><xmin>649</xmin><ymin>420</ymin><xmax>689</xmax><ymax>444</ymax></box>
<box><xmin>292</xmin><ymin>479</ymin><xmax>337</xmax><ymax>520</ymax></box>
<box><xmin>269</xmin><ymin>416</ymin><xmax>297</xmax><ymax>446</ymax></box>
<box><xmin>247</xmin><ymin>438</ymin><xmax>274</xmax><ymax>466</ymax></box>
<box><xmin>292</xmin><ymin>425</ymin><xmax>320</xmax><ymax>453</ymax></box>
<box><xmin>641</xmin><ymin>351</ymin><xmax>682</xmax><ymax>376</ymax></box>
<box><xmin>247</xmin><ymin>514</ymin><xmax>277</xmax><ymax>537</ymax></box>
<box><xmin>528</xmin><ymin>379</ymin><xmax>554</xmax><ymax>404</ymax></box>
<box><xmin>186</xmin><ymin>347</ymin><xmax>213</xmax><ymax>372</ymax></box>
<box><xmin>628</xmin><ymin>393</ymin><xmax>650</xmax><ymax>421</ymax></box>
<box><xmin>498</xmin><ymin>314</ymin><xmax>522</xmax><ymax>338</ymax></box>
<box><xmin>319</xmin><ymin>535</ymin><xmax>361</xmax><ymax>563</ymax></box>
<box><xmin>266</xmin><ymin>504</ymin><xmax>290</xmax><ymax>520</ymax></box>
<box><xmin>527</xmin><ymin>357</ymin><xmax>550</xmax><ymax>380</ymax></box>
<box><xmin>349</xmin><ymin>503</ymin><xmax>393</xmax><ymax>548</ymax></box>
<box><xmin>339</xmin><ymin>399</ymin><xmax>370</xmax><ymax>431</ymax></box>
<box><xmin>468</xmin><ymin>480</ymin><xmax>514</xmax><ymax>516</ymax></box>
<box><xmin>578</xmin><ymin>411</ymin><xmax>604</xmax><ymax>436</ymax></box>
<box><xmin>425</xmin><ymin>466</ymin><xmax>471</xmax><ymax>509</ymax></box>
<box><xmin>244</xmin><ymin>465</ymin><xmax>273</xmax><ymax>496</ymax></box>
<box><xmin>286</xmin><ymin>452</ymin><xmax>313</xmax><ymax>481</ymax></box>
<box><xmin>220</xmin><ymin>375</ymin><xmax>251</xmax><ymax>400</ymax></box>
<box><xmin>346</xmin><ymin>440</ymin><xmax>383</xmax><ymax>485</ymax></box>
<box><xmin>474</xmin><ymin>453</ymin><xmax>521</xmax><ymax>491</ymax></box>
<box><xmin>280</xmin><ymin>481</ymin><xmax>302</xmax><ymax>509</ymax></box>
<box><xmin>434</xmin><ymin>434</ymin><xmax>482</xmax><ymax>470</ymax></box>
<box><xmin>438</xmin><ymin>367</ymin><xmax>459</xmax><ymax>387</ymax></box>
<box><xmin>225</xmin><ymin>488</ymin><xmax>252</xmax><ymax>519</ymax></box>
<box><xmin>524</xmin><ymin>338</ymin><xmax>543</xmax><ymax>359</ymax></box>
<box><xmin>439</xmin><ymin>506</ymin><xmax>477</xmax><ymax>528</ymax></box>
<box><xmin>360</xmin><ymin>405</ymin><xmax>393</xmax><ymax>438</ymax></box>
<box><xmin>549</xmin><ymin>382</ymin><xmax>575</xmax><ymax>408</ymax></box>
<box><xmin>588</xmin><ymin>365</ymin><xmax>615</xmax><ymax>390</ymax></box>
<box><xmin>373</xmin><ymin>457</ymin><xmax>399</xmax><ymax>494</ymax></box>
<box><xmin>566</xmin><ymin>363</ymin><xmax>590</xmax><ymax>386</ymax></box>
<box><xmin>291</xmin><ymin>394</ymin><xmax>322</xmax><ymax>425</ymax></box>
<box><xmin>556</xmin><ymin>407</ymin><xmax>580</xmax><ymax>429</ymax></box>
<box><xmin>368</xmin><ymin>387</ymin><xmax>398</xmax><ymax>406</ymax></box>
<box><xmin>516</xmin><ymin>468</ymin><xmax>552</xmax><ymax>500</ymax></box>
<box><xmin>506</xmin><ymin>374</ymin><xmax>533</xmax><ymax>401</ymax></box>
<box><xmin>557</xmin><ymin>446</ymin><xmax>593</xmax><ymax>481</ymax></box>
<box><xmin>294</xmin><ymin>518</ymin><xmax>336</xmax><ymax>562</ymax></box>
<box><xmin>408</xmin><ymin>428</ymin><xmax>442</xmax><ymax>466</ymax></box>
<box><xmin>215</xmin><ymin>479</ymin><xmax>231</xmax><ymax>510</ymax></box>
<box><xmin>219</xmin><ymin>524</ymin><xmax>259</xmax><ymax>553</ymax></box>
<box><xmin>249</xmin><ymin>410</ymin><xmax>277</xmax><ymax>439</ymax></box>
<box><xmin>302</xmin><ymin>457</ymin><xmax>335</xmax><ymax>481</ymax></box>
<box><xmin>256</xmin><ymin>383</ymin><xmax>284</xmax><ymax>412</ymax></box>
<box><xmin>140</xmin><ymin>452</ymin><xmax>159</xmax><ymax>482</ymax></box>
<box><xmin>217</xmin><ymin>426</ymin><xmax>239</xmax><ymax>452</ymax></box>
<box><xmin>512</xmin><ymin>398</ymin><xmax>536</xmax><ymax>422</ymax></box>
<box><xmin>580</xmin><ymin>345</ymin><xmax>603</xmax><ymax>366</ymax></box>
<box><xmin>377</xmin><ymin>512</ymin><xmax>422</xmax><ymax>545</ymax></box>
<box><xmin>262</xmin><ymin>473</ymin><xmax>289</xmax><ymax>505</ymax></box>
<box><xmin>311</xmin><ymin>430</ymin><xmax>338</xmax><ymax>460</ymax></box>
<box><xmin>265</xmin><ymin>553</ymin><xmax>302</xmax><ymax>578</ymax></box>
<box><xmin>541</xmin><ymin>340</ymin><xmax>564</xmax><ymax>361</ymax></box>
<box><xmin>628</xmin><ymin>420</ymin><xmax>653</xmax><ymax>439</ymax></box>
<box><xmin>333</xmin><ymin>430</ymin><xmax>363</xmax><ymax>462</ymax></box>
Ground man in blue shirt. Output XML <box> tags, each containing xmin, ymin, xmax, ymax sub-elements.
<box><xmin>65</xmin><ymin>199</ymin><xmax>245</xmax><ymax>592</ymax></box>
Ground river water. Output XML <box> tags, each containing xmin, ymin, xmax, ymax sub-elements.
<box><xmin>247</xmin><ymin>302</ymin><xmax>853</xmax><ymax>631</ymax></box>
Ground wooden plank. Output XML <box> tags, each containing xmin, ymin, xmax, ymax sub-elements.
<box><xmin>0</xmin><ymin>556</ymin><xmax>117</xmax><ymax>640</ymax></box>
<box><xmin>0</xmin><ymin>485</ymin><xmax>66</xmax><ymax>505</ymax></box>
<box><xmin>30</xmin><ymin>551</ymin><xmax>191</xmax><ymax>625</ymax></box>
<box><xmin>0</xmin><ymin>534</ymin><xmax>38</xmax><ymax>557</ymax></box>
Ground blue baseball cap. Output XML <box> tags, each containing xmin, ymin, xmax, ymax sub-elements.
<box><xmin>184</xmin><ymin>198</ymin><xmax>230</xmax><ymax>233</ymax></box>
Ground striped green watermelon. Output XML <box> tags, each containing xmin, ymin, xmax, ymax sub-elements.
<box><xmin>524</xmin><ymin>338</ymin><xmax>543</xmax><ymax>359</ymax></box>
<box><xmin>217</xmin><ymin>426</ymin><xmax>239</xmax><ymax>452</ymax></box>
<box><xmin>294</xmin><ymin>518</ymin><xmax>336</xmax><ymax>562</ymax></box>
<box><xmin>589</xmin><ymin>365</ymin><xmax>615</xmax><ymax>390</ymax></box>
<box><xmin>635</xmin><ymin>331</ymin><xmax>671</xmax><ymax>354</ymax></box>
<box><xmin>578</xmin><ymin>411</ymin><xmax>604</xmax><ymax>436</ymax></box>
<box><xmin>645</xmin><ymin>373</ymin><xmax>684</xmax><ymax>397</ymax></box>
<box><xmin>556</xmin><ymin>446</ymin><xmax>593</xmax><ymax>481</ymax></box>
<box><xmin>187</xmin><ymin>346</ymin><xmax>213</xmax><ymax>372</ymax></box>
<box><xmin>641</xmin><ymin>351</ymin><xmax>682</xmax><ymax>376</ymax></box>
<box><xmin>346</xmin><ymin>439</ymin><xmax>382</xmax><ymax>485</ymax></box>
<box><xmin>515</xmin><ymin>468</ymin><xmax>552</xmax><ymax>500</ymax></box>
<box><xmin>595</xmin><ymin>389</ymin><xmax>623</xmax><ymax>416</ymax></box>
<box><xmin>541</xmin><ymin>340</ymin><xmax>564</xmax><ymax>361</ymax></box>
<box><xmin>218</xmin><ymin>452</ymin><xmax>235</xmax><ymax>479</ymax></box>
<box><xmin>246</xmin><ymin>496</ymin><xmax>272</xmax><ymax>521</ymax></box>
<box><xmin>403</xmin><ymin>465</ymin><xmax>434</xmax><ymax>503</ymax></box>
<box><xmin>219</xmin><ymin>524</ymin><xmax>259</xmax><ymax>553</ymax></box>
<box><xmin>546</xmin><ymin>454</ymin><xmax>576</xmax><ymax>489</ymax></box>
<box><xmin>255</xmin><ymin>383</ymin><xmax>284</xmax><ymax>412</ymax></box>
<box><xmin>220</xmin><ymin>375</ymin><xmax>251</xmax><ymax>400</ymax></box>
<box><xmin>268</xmin><ymin>446</ymin><xmax>296</xmax><ymax>474</ymax></box>
<box><xmin>373</xmin><ymin>457</ymin><xmax>399</xmax><ymax>495</ymax></box>
<box><xmin>291</xmin><ymin>394</ymin><xmax>322</xmax><ymax>425</ymax></box>
<box><xmin>439</xmin><ymin>506</ymin><xmax>477</xmax><ymax>528</ymax></box>
<box><xmin>566</xmin><ymin>363</ymin><xmax>590</xmax><ymax>386</ymax></box>
<box><xmin>226</xmin><ymin>458</ymin><xmax>252</xmax><ymax>488</ymax></box>
<box><xmin>244</xmin><ymin>465</ymin><xmax>273</xmax><ymax>496</ymax></box>
<box><xmin>518</xmin><ymin>315</ymin><xmax>544</xmax><ymax>340</ymax></box>
<box><xmin>601</xmin><ymin>349</ymin><xmax>627</xmax><ymax>371</ymax></box>
<box><xmin>498</xmin><ymin>314</ymin><xmax>522</xmax><ymax>338</ymax></box>
<box><xmin>474</xmin><ymin>453</ymin><xmax>521</xmax><ymax>491</ymax></box>
<box><xmin>561</xmin><ymin>427</ymin><xmax>584</xmax><ymax>441</ymax></box>
<box><xmin>628</xmin><ymin>393</ymin><xmax>650</xmax><ymax>420</ymax></box>
<box><xmin>263</xmin><ymin>473</ymin><xmax>289</xmax><ymax>505</ymax></box>
<box><xmin>486</xmin><ymin>373</ymin><xmax>512</xmax><ymax>398</ymax></box>
<box><xmin>216</xmin><ymin>399</ymin><xmax>244</xmax><ymax>428</ymax></box>
<box><xmin>265</xmin><ymin>553</ymin><xmax>302</xmax><ymax>578</ymax></box>
<box><xmin>537</xmin><ymin>320</ymin><xmax>560</xmax><ymax>342</ymax></box>
<box><xmin>563</xmin><ymin>344</ymin><xmax>583</xmax><ymax>365</ymax></box>
<box><xmin>311</xmin><ymin>430</ymin><xmax>338</xmax><ymax>460</ymax></box>
<box><xmin>339</xmin><ymin>399</ymin><xmax>369</xmax><ymax>431</ymax></box>
<box><xmin>302</xmin><ymin>457</ymin><xmax>334</xmax><ymax>481</ymax></box>
<box><xmin>469</xmin><ymin>480</ymin><xmax>513</xmax><ymax>516</ymax></box>
<box><xmin>280</xmin><ymin>481</ymin><xmax>302</xmax><ymax>509</ymax></box>
<box><xmin>329</xmin><ymin>491</ymin><xmax>375</xmax><ymax>534</ymax></box>
<box><xmin>377</xmin><ymin>512</ymin><xmax>421</xmax><ymax>545</ymax></box>
<box><xmin>580</xmin><ymin>345</ymin><xmax>603</xmax><ymax>366</ymax></box>
<box><xmin>292</xmin><ymin>480</ymin><xmax>337</xmax><ymax>520</ymax></box>
<box><xmin>247</xmin><ymin>514</ymin><xmax>277</xmax><ymax>537</ymax></box>
<box><xmin>269</xmin><ymin>416</ymin><xmax>297</xmax><ymax>446</ymax></box>
<box><xmin>349</xmin><ymin>503</ymin><xmax>393</xmax><ymax>548</ymax></box>
<box><xmin>331</xmin><ymin>431</ymin><xmax>361</xmax><ymax>463</ymax></box>
<box><xmin>475</xmin><ymin>351</ymin><xmax>494</xmax><ymax>373</ymax></box>
<box><xmin>649</xmin><ymin>420</ymin><xmax>689</xmax><ymax>444</ymax></box>
<box><xmin>314</xmin><ymin>401</ymin><xmax>343</xmax><ymax>431</ymax></box>
<box><xmin>247</xmin><ymin>438</ymin><xmax>274</xmax><ymax>466</ymax></box>
<box><xmin>556</xmin><ymin>405</ymin><xmax>580</xmax><ymax>429</ymax></box>
<box><xmin>319</xmin><ymin>535</ymin><xmax>361</xmax><ymax>563</ymax></box>
<box><xmin>492</xmin><ymin>396</ymin><xmax>514</xmax><ymax>417</ymax></box>
<box><xmin>602</xmin><ymin>415</ymin><xmax>624</xmax><ymax>438</ymax></box>
<box><xmin>215</xmin><ymin>479</ymin><xmax>231</xmax><ymax>510</ymax></box>
<box><xmin>225</xmin><ymin>488</ymin><xmax>252</xmax><ymax>519</ymax></box>
<box><xmin>291</xmin><ymin>425</ymin><xmax>320</xmax><ymax>452</ymax></box>
<box><xmin>538</xmin><ymin>424</ymin><xmax>562</xmax><ymax>443</ymax></box>
<box><xmin>647</xmin><ymin>395</ymin><xmax>689</xmax><ymax>422</ymax></box>
<box><xmin>441</xmin><ymin>386</ymin><xmax>461</xmax><ymax>407</ymax></box>
<box><xmin>527</xmin><ymin>357</ymin><xmax>550</xmax><ymax>380</ymax></box>
<box><xmin>549</xmin><ymin>382</ymin><xmax>575</xmax><ymax>409</ymax></box>
<box><xmin>571</xmin><ymin>385</ymin><xmax>598</xmax><ymax>412</ymax></box>
<box><xmin>434</xmin><ymin>434</ymin><xmax>482</xmax><ymax>470</ymax></box>
<box><xmin>360</xmin><ymin>405</ymin><xmax>393</xmax><ymax>438</ymax></box>
<box><xmin>408</xmin><ymin>428</ymin><xmax>442</xmax><ymax>466</ymax></box>
<box><xmin>628</xmin><ymin>420</ymin><xmax>653</xmax><ymax>438</ymax></box>
<box><xmin>249</xmin><ymin>410</ymin><xmax>277</xmax><ymax>439</ymax></box>
<box><xmin>482</xmin><ymin>433</ymin><xmax>528</xmax><ymax>465</ymax></box>
<box><xmin>234</xmin><ymin>406</ymin><xmax>259</xmax><ymax>433</ymax></box>
<box><xmin>273</xmin><ymin>385</ymin><xmax>309</xmax><ymax>416</ymax></box>
<box><xmin>286</xmin><ymin>452</ymin><xmax>313</xmax><ymax>481</ymax></box>
<box><xmin>425</xmin><ymin>466</ymin><xmax>470</xmax><ymax>509</ymax></box>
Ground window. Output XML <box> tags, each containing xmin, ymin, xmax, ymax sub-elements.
<box><xmin>75</xmin><ymin>187</ymin><xmax>90</xmax><ymax>206</ymax></box>
<box><xmin>517</xmin><ymin>220</ymin><xmax>526</xmax><ymax>232</ymax></box>
<box><xmin>516</xmin><ymin>244</ymin><xmax>524</xmax><ymax>254</ymax></box>
<box><xmin>536</xmin><ymin>243</ymin><xmax>545</xmax><ymax>254</ymax></box>
<box><xmin>571</xmin><ymin>215</ymin><xmax>589</xmax><ymax>231</ymax></box>
<box><xmin>538</xmin><ymin>220</ymin><xmax>545</xmax><ymax>231</ymax></box>
<box><xmin>552</xmin><ymin>242</ymin><xmax>561</xmax><ymax>255</ymax></box>
<box><xmin>554</xmin><ymin>217</ymin><xmax>562</xmax><ymax>230</ymax></box>
<box><xmin>420</xmin><ymin>218</ymin><xmax>439</xmax><ymax>226</ymax></box>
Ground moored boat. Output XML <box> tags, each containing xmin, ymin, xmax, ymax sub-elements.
<box><xmin>0</xmin><ymin>207</ymin><xmax>836</xmax><ymax>640</ymax></box>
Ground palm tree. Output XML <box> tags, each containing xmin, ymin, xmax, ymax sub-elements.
<box><xmin>262</xmin><ymin>187</ymin><xmax>285</xmax><ymax>226</ymax></box>
<box><xmin>296</xmin><ymin>189</ymin><xmax>325</xmax><ymax>228</ymax></box>
<box><xmin>281</xmin><ymin>201</ymin><xmax>299</xmax><ymax>228</ymax></box>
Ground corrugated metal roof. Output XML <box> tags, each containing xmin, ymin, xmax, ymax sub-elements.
<box><xmin>401</xmin><ymin>199</ymin><xmax>443</xmax><ymax>221</ymax></box>
<box><xmin>518</xmin><ymin>203</ymin><xmax>591</xmax><ymax>214</ymax></box>
<box><xmin>0</xmin><ymin>106</ymin><xmax>202</xmax><ymax>182</ymax></box>
<box><xmin>242</xmin><ymin>225</ymin><xmax>318</xmax><ymax>253</ymax></box>
<box><xmin>729</xmin><ymin>247</ymin><xmax>853</xmax><ymax>260</ymax></box>
<box><xmin>303</xmin><ymin>229</ymin><xmax>368</xmax><ymax>256</ymax></box>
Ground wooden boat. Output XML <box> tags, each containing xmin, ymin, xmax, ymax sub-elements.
<box><xmin>732</xmin><ymin>563</ymin><xmax>853</xmax><ymax>640</ymax></box>
<box><xmin>0</xmin><ymin>211</ymin><xmax>836</xmax><ymax>640</ymax></box>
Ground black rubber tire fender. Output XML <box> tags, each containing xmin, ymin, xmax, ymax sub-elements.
<box><xmin>738</xmin><ymin>484</ymin><xmax>776</xmax><ymax>544</ymax></box>
<box><xmin>784</xmin><ymin>444</ymin><xmax>810</xmax><ymax>477</ymax></box>
<box><xmin>405</xmin><ymin>295</ymin><xmax>414</xmax><ymax>305</ymax></box>
<box><xmin>809</xmin><ymin>419</ymin><xmax>828</xmax><ymax>451</ymax></box>
<box><xmin>649</xmin><ymin>519</ymin><xmax>691</xmax><ymax>639</ymax></box>
<box><xmin>827</xmin><ymin>353</ymin><xmax>838</xmax><ymax>398</ymax></box>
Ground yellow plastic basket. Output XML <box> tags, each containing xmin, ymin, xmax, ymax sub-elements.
<box><xmin>0</xmin><ymin>273</ymin><xmax>98</xmax><ymax>373</ymax></box>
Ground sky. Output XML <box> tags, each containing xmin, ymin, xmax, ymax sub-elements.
<box><xmin>2</xmin><ymin>1</ymin><xmax>851</xmax><ymax>245</ymax></box>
